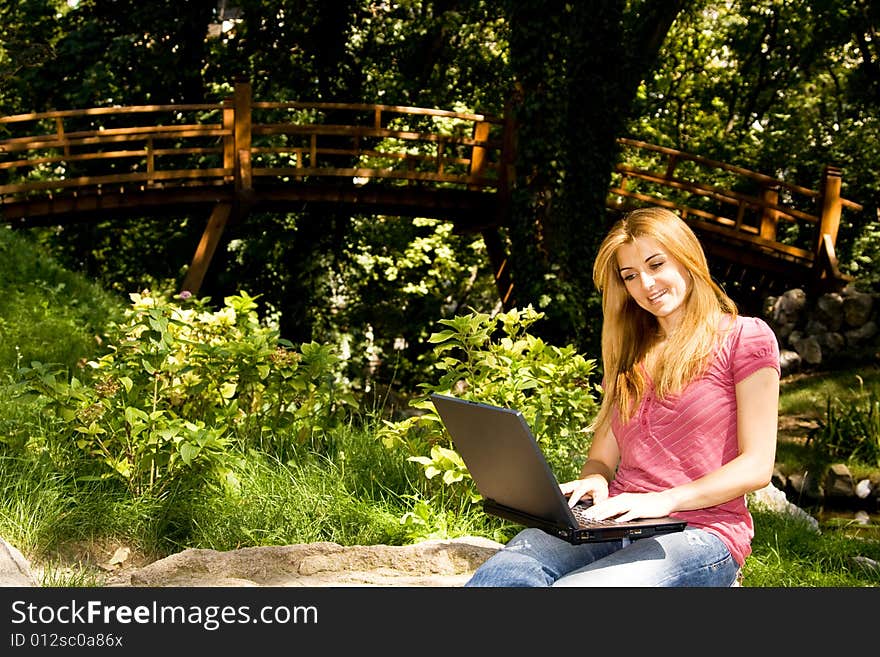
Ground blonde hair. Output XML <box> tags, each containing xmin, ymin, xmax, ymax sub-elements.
<box><xmin>590</xmin><ymin>207</ymin><xmax>737</xmax><ymax>430</ymax></box>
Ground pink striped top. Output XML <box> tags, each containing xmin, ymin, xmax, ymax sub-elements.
<box><xmin>608</xmin><ymin>315</ymin><xmax>780</xmax><ymax>565</ymax></box>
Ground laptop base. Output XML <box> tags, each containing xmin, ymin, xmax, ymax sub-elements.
<box><xmin>483</xmin><ymin>500</ymin><xmax>687</xmax><ymax>544</ymax></box>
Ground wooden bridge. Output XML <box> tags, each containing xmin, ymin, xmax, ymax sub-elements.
<box><xmin>0</xmin><ymin>81</ymin><xmax>864</xmax><ymax>307</ymax></box>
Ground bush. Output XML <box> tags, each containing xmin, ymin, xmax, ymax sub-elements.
<box><xmin>378</xmin><ymin>306</ymin><xmax>600</xmax><ymax>503</ymax></box>
<box><xmin>14</xmin><ymin>290</ymin><xmax>358</xmax><ymax>496</ymax></box>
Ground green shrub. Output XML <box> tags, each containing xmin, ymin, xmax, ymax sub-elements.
<box><xmin>14</xmin><ymin>290</ymin><xmax>357</xmax><ymax>496</ymax></box>
<box><xmin>378</xmin><ymin>306</ymin><xmax>600</xmax><ymax>502</ymax></box>
<box><xmin>807</xmin><ymin>379</ymin><xmax>880</xmax><ymax>469</ymax></box>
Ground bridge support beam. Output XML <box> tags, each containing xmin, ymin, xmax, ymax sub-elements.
<box><xmin>481</xmin><ymin>228</ymin><xmax>515</xmax><ymax>309</ymax></box>
<box><xmin>181</xmin><ymin>202</ymin><xmax>233</xmax><ymax>296</ymax></box>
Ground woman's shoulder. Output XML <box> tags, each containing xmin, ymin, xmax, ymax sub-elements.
<box><xmin>720</xmin><ymin>313</ymin><xmax>780</xmax><ymax>363</ymax></box>
<box><xmin>724</xmin><ymin>313</ymin><xmax>775</xmax><ymax>338</ymax></box>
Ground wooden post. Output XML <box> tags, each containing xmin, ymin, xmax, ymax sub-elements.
<box><xmin>817</xmin><ymin>165</ymin><xmax>843</xmax><ymax>250</ymax></box>
<box><xmin>145</xmin><ymin>137</ymin><xmax>155</xmax><ymax>184</ymax></box>
<box><xmin>664</xmin><ymin>154</ymin><xmax>678</xmax><ymax>180</ymax></box>
<box><xmin>55</xmin><ymin>117</ymin><xmax>69</xmax><ymax>158</ymax></box>
<box><xmin>482</xmin><ymin>99</ymin><xmax>519</xmax><ymax>311</ymax></box>
<box><xmin>469</xmin><ymin>120</ymin><xmax>490</xmax><ymax>188</ymax></box>
<box><xmin>481</xmin><ymin>228</ymin><xmax>515</xmax><ymax>308</ymax></box>
<box><xmin>759</xmin><ymin>183</ymin><xmax>779</xmax><ymax>241</ymax></box>
<box><xmin>181</xmin><ymin>202</ymin><xmax>233</xmax><ymax>295</ymax></box>
<box><xmin>222</xmin><ymin>99</ymin><xmax>235</xmax><ymax>182</ymax></box>
<box><xmin>233</xmin><ymin>81</ymin><xmax>252</xmax><ymax>193</ymax></box>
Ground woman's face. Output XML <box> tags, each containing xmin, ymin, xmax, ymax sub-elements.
<box><xmin>615</xmin><ymin>236</ymin><xmax>691</xmax><ymax>331</ymax></box>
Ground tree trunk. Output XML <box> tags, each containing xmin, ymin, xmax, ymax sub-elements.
<box><xmin>504</xmin><ymin>0</ymin><xmax>688</xmax><ymax>350</ymax></box>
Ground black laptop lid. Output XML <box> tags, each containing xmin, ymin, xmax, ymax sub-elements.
<box><xmin>430</xmin><ymin>393</ymin><xmax>577</xmax><ymax>529</ymax></box>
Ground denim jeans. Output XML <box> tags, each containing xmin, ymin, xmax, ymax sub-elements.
<box><xmin>464</xmin><ymin>527</ymin><xmax>740</xmax><ymax>587</ymax></box>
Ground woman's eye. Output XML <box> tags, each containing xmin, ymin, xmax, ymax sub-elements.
<box><xmin>650</xmin><ymin>261</ymin><xmax>664</xmax><ymax>270</ymax></box>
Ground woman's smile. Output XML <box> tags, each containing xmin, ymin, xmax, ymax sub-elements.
<box><xmin>616</xmin><ymin>236</ymin><xmax>691</xmax><ymax>332</ymax></box>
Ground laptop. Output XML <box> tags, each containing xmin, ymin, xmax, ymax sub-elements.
<box><xmin>430</xmin><ymin>393</ymin><xmax>687</xmax><ymax>544</ymax></box>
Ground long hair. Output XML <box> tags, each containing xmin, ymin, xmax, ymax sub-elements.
<box><xmin>590</xmin><ymin>207</ymin><xmax>737</xmax><ymax>430</ymax></box>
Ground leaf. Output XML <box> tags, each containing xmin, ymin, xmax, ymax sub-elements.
<box><xmin>179</xmin><ymin>442</ymin><xmax>200</xmax><ymax>465</ymax></box>
<box><xmin>427</xmin><ymin>330</ymin><xmax>456</xmax><ymax>343</ymax></box>
<box><xmin>124</xmin><ymin>406</ymin><xmax>148</xmax><ymax>424</ymax></box>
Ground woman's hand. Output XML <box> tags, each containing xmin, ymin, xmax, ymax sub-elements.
<box><xmin>559</xmin><ymin>473</ymin><xmax>609</xmax><ymax>508</ymax></box>
<box><xmin>579</xmin><ymin>490</ymin><xmax>675</xmax><ymax>522</ymax></box>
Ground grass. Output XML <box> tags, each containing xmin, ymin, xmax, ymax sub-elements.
<box><xmin>745</xmin><ymin>509</ymin><xmax>880</xmax><ymax>586</ymax></box>
<box><xmin>778</xmin><ymin>364</ymin><xmax>880</xmax><ymax>417</ymax></box>
<box><xmin>0</xmin><ymin>225</ymin><xmax>878</xmax><ymax>587</ymax></box>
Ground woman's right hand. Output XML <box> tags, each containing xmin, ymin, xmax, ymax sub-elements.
<box><xmin>559</xmin><ymin>473</ymin><xmax>609</xmax><ymax>508</ymax></box>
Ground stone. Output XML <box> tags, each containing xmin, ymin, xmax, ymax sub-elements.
<box><xmin>825</xmin><ymin>463</ymin><xmax>855</xmax><ymax>499</ymax></box>
<box><xmin>788</xmin><ymin>471</ymin><xmax>824</xmax><ymax>503</ymax></box>
<box><xmin>845</xmin><ymin>320</ymin><xmax>877</xmax><ymax>344</ymax></box>
<box><xmin>792</xmin><ymin>335</ymin><xmax>822</xmax><ymax>365</ymax></box>
<box><xmin>771</xmin><ymin>289</ymin><xmax>807</xmax><ymax>325</ymax></box>
<box><xmin>850</xmin><ymin>556</ymin><xmax>880</xmax><ymax>574</ymax></box>
<box><xmin>843</xmin><ymin>291</ymin><xmax>874</xmax><ymax>327</ymax></box>
<box><xmin>748</xmin><ymin>483</ymin><xmax>820</xmax><ymax>533</ymax></box>
<box><xmin>778</xmin><ymin>349</ymin><xmax>801</xmax><ymax>376</ymax></box>
<box><xmin>0</xmin><ymin>537</ymin><xmax>38</xmax><ymax>587</ymax></box>
<box><xmin>108</xmin><ymin>536</ymin><xmax>503</xmax><ymax>587</ymax></box>
<box><xmin>855</xmin><ymin>479</ymin><xmax>873</xmax><ymax>499</ymax></box>
<box><xmin>815</xmin><ymin>293</ymin><xmax>844</xmax><ymax>331</ymax></box>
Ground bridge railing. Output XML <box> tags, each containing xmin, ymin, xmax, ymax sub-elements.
<box><xmin>0</xmin><ymin>103</ymin><xmax>231</xmax><ymax>196</ymax></box>
<box><xmin>609</xmin><ymin>137</ymin><xmax>863</xmax><ymax>278</ymax></box>
<box><xmin>0</xmin><ymin>82</ymin><xmax>506</xmax><ymax>202</ymax></box>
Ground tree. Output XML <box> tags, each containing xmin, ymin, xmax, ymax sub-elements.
<box><xmin>501</xmin><ymin>0</ymin><xmax>688</xmax><ymax>351</ymax></box>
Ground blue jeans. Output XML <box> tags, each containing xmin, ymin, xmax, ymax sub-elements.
<box><xmin>464</xmin><ymin>527</ymin><xmax>740</xmax><ymax>587</ymax></box>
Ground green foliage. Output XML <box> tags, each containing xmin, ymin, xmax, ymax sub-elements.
<box><xmin>806</xmin><ymin>378</ymin><xmax>880</xmax><ymax>469</ymax></box>
<box><xmin>379</xmin><ymin>305</ymin><xmax>599</xmax><ymax>501</ymax></box>
<box><xmin>308</xmin><ymin>215</ymin><xmax>501</xmax><ymax>393</ymax></box>
<box><xmin>14</xmin><ymin>290</ymin><xmax>357</xmax><ymax>496</ymax></box>
<box><xmin>0</xmin><ymin>227</ymin><xmax>124</xmax><ymax>378</ymax></box>
<box><xmin>629</xmin><ymin>0</ymin><xmax>880</xmax><ymax>288</ymax></box>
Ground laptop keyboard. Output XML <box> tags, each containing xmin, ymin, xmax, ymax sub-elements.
<box><xmin>571</xmin><ymin>503</ymin><xmax>622</xmax><ymax>527</ymax></box>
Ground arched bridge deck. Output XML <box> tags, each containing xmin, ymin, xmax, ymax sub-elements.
<box><xmin>0</xmin><ymin>82</ymin><xmax>864</xmax><ymax>305</ymax></box>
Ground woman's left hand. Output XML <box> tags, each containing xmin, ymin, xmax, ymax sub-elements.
<box><xmin>580</xmin><ymin>490</ymin><xmax>675</xmax><ymax>523</ymax></box>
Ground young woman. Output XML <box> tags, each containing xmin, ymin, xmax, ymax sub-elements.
<box><xmin>465</xmin><ymin>206</ymin><xmax>780</xmax><ymax>587</ymax></box>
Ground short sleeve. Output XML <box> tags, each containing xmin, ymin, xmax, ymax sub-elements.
<box><xmin>730</xmin><ymin>316</ymin><xmax>780</xmax><ymax>384</ymax></box>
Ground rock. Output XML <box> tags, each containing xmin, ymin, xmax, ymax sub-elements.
<box><xmin>845</xmin><ymin>320</ymin><xmax>878</xmax><ymax>344</ymax></box>
<box><xmin>778</xmin><ymin>349</ymin><xmax>801</xmax><ymax>376</ymax></box>
<box><xmin>843</xmin><ymin>290</ymin><xmax>874</xmax><ymax>327</ymax></box>
<box><xmin>110</xmin><ymin>536</ymin><xmax>503</xmax><ymax>587</ymax></box>
<box><xmin>825</xmin><ymin>463</ymin><xmax>855</xmax><ymax>499</ymax></box>
<box><xmin>788</xmin><ymin>470</ymin><xmax>824</xmax><ymax>503</ymax></box>
<box><xmin>771</xmin><ymin>289</ymin><xmax>807</xmax><ymax>325</ymax></box>
<box><xmin>0</xmin><ymin>537</ymin><xmax>38</xmax><ymax>586</ymax></box>
<box><xmin>792</xmin><ymin>335</ymin><xmax>822</xmax><ymax>365</ymax></box>
<box><xmin>850</xmin><ymin>555</ymin><xmax>880</xmax><ymax>574</ymax></box>
<box><xmin>748</xmin><ymin>483</ymin><xmax>820</xmax><ymax>532</ymax></box>
<box><xmin>815</xmin><ymin>293</ymin><xmax>844</xmax><ymax>331</ymax></box>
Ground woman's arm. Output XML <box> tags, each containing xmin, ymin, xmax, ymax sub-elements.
<box><xmin>558</xmin><ymin>422</ymin><xmax>620</xmax><ymax>507</ymax></box>
<box><xmin>582</xmin><ymin>366</ymin><xmax>779</xmax><ymax>522</ymax></box>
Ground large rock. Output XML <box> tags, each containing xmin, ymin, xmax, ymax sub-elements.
<box><xmin>108</xmin><ymin>536</ymin><xmax>503</xmax><ymax>587</ymax></box>
<box><xmin>0</xmin><ymin>537</ymin><xmax>38</xmax><ymax>586</ymax></box>
<box><xmin>748</xmin><ymin>483</ymin><xmax>820</xmax><ymax>532</ymax></box>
